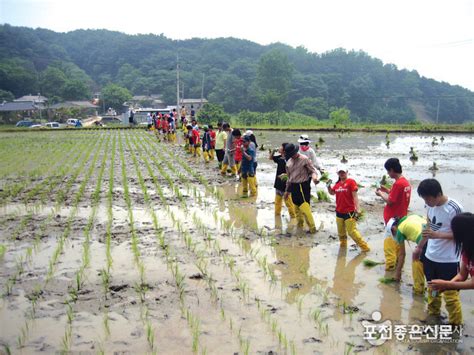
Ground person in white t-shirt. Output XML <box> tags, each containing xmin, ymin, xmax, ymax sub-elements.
<box><xmin>297</xmin><ymin>135</ymin><xmax>324</xmax><ymax>172</ymax></box>
<box><xmin>416</xmin><ymin>178</ymin><xmax>463</xmax><ymax>325</ymax></box>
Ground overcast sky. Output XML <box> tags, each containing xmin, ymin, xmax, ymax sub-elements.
<box><xmin>2</xmin><ymin>0</ymin><xmax>473</xmax><ymax>90</ymax></box>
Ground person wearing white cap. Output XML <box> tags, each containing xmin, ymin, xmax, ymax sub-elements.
<box><xmin>385</xmin><ymin>215</ymin><xmax>427</xmax><ymax>294</ymax></box>
<box><xmin>297</xmin><ymin>135</ymin><xmax>324</xmax><ymax>172</ymax></box>
<box><xmin>327</xmin><ymin>165</ymin><xmax>370</xmax><ymax>252</ymax></box>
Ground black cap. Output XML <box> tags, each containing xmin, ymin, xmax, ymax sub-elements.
<box><xmin>284</xmin><ymin>143</ymin><xmax>299</xmax><ymax>158</ymax></box>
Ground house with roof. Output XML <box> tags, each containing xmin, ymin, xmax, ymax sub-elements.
<box><xmin>180</xmin><ymin>98</ymin><xmax>208</xmax><ymax>112</ymax></box>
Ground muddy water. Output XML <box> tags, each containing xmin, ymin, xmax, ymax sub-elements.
<box><xmin>1</xmin><ymin>130</ymin><xmax>473</xmax><ymax>354</ymax></box>
<box><xmin>217</xmin><ymin>131</ymin><xmax>474</xmax><ymax>352</ymax></box>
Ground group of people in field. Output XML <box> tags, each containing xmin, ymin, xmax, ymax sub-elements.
<box><xmin>149</xmin><ymin>115</ymin><xmax>474</xmax><ymax>327</ymax></box>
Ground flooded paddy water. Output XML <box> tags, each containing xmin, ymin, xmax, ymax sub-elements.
<box><xmin>0</xmin><ymin>129</ymin><xmax>473</xmax><ymax>354</ymax></box>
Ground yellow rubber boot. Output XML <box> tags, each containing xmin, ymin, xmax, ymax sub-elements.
<box><xmin>236</xmin><ymin>162</ymin><xmax>241</xmax><ymax>172</ymax></box>
<box><xmin>203</xmin><ymin>151</ymin><xmax>209</xmax><ymax>162</ymax></box>
<box><xmin>444</xmin><ymin>290</ymin><xmax>463</xmax><ymax>325</ymax></box>
<box><xmin>345</xmin><ymin>218</ymin><xmax>370</xmax><ymax>252</ymax></box>
<box><xmin>231</xmin><ymin>165</ymin><xmax>238</xmax><ymax>176</ymax></box>
<box><xmin>427</xmin><ymin>288</ymin><xmax>442</xmax><ymax>316</ymax></box>
<box><xmin>220</xmin><ymin>164</ymin><xmax>228</xmax><ymax>175</ymax></box>
<box><xmin>336</xmin><ymin>217</ymin><xmax>348</xmax><ymax>247</ymax></box>
<box><xmin>384</xmin><ymin>236</ymin><xmax>399</xmax><ymax>270</ymax></box>
<box><xmin>412</xmin><ymin>260</ymin><xmax>425</xmax><ymax>295</ymax></box>
<box><xmin>248</xmin><ymin>176</ymin><xmax>257</xmax><ymax>196</ymax></box>
<box><xmin>299</xmin><ymin>202</ymin><xmax>316</xmax><ymax>233</ymax></box>
<box><xmin>275</xmin><ymin>194</ymin><xmax>283</xmax><ymax>215</ymax></box>
<box><xmin>209</xmin><ymin>149</ymin><xmax>215</xmax><ymax>160</ymax></box>
<box><xmin>190</xmin><ymin>146</ymin><xmax>195</xmax><ymax>155</ymax></box>
<box><xmin>241</xmin><ymin>177</ymin><xmax>248</xmax><ymax>195</ymax></box>
<box><xmin>195</xmin><ymin>147</ymin><xmax>202</xmax><ymax>157</ymax></box>
<box><xmin>284</xmin><ymin>195</ymin><xmax>297</xmax><ymax>218</ymax></box>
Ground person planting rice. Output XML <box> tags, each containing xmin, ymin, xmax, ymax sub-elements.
<box><xmin>283</xmin><ymin>143</ymin><xmax>319</xmax><ymax>234</ymax></box>
<box><xmin>417</xmin><ymin>178</ymin><xmax>463</xmax><ymax>325</ymax></box>
<box><xmin>215</xmin><ymin>122</ymin><xmax>227</xmax><ymax>169</ymax></box>
<box><xmin>297</xmin><ymin>134</ymin><xmax>324</xmax><ymax>172</ymax></box>
<box><xmin>208</xmin><ymin>125</ymin><xmax>216</xmax><ymax>160</ymax></box>
<box><xmin>233</xmin><ymin>129</ymin><xmax>243</xmax><ymax>179</ymax></box>
<box><xmin>244</xmin><ymin>130</ymin><xmax>259</xmax><ymax>185</ymax></box>
<box><xmin>385</xmin><ymin>214</ymin><xmax>427</xmax><ymax>293</ymax></box>
<box><xmin>270</xmin><ymin>143</ymin><xmax>296</xmax><ymax>218</ymax></box>
<box><xmin>429</xmin><ymin>212</ymin><xmax>474</xmax><ymax>292</ymax></box>
<box><xmin>375</xmin><ymin>158</ymin><xmax>412</xmax><ymax>270</ymax></box>
<box><xmin>220</xmin><ymin>123</ymin><xmax>238</xmax><ymax>177</ymax></box>
<box><xmin>240</xmin><ymin>135</ymin><xmax>257</xmax><ymax>197</ymax></box>
<box><xmin>202</xmin><ymin>125</ymin><xmax>212</xmax><ymax>163</ymax></box>
<box><xmin>327</xmin><ymin>165</ymin><xmax>370</xmax><ymax>252</ymax></box>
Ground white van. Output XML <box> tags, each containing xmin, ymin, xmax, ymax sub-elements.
<box><xmin>45</xmin><ymin>122</ymin><xmax>61</xmax><ymax>128</ymax></box>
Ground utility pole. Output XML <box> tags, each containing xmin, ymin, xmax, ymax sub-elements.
<box><xmin>200</xmin><ymin>73</ymin><xmax>205</xmax><ymax>108</ymax></box>
<box><xmin>436</xmin><ymin>99</ymin><xmax>440</xmax><ymax>124</ymax></box>
<box><xmin>176</xmin><ymin>55</ymin><xmax>180</xmax><ymax>110</ymax></box>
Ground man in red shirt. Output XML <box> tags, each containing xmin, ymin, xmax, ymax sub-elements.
<box><xmin>376</xmin><ymin>158</ymin><xmax>412</xmax><ymax>270</ymax></box>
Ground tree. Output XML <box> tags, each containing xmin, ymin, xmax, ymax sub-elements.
<box><xmin>197</xmin><ymin>103</ymin><xmax>230</xmax><ymax>124</ymax></box>
<box><xmin>0</xmin><ymin>89</ymin><xmax>14</xmax><ymax>102</ymax></box>
<box><xmin>330</xmin><ymin>108</ymin><xmax>351</xmax><ymax>125</ymax></box>
<box><xmin>39</xmin><ymin>66</ymin><xmax>67</xmax><ymax>98</ymax></box>
<box><xmin>62</xmin><ymin>79</ymin><xmax>91</xmax><ymax>100</ymax></box>
<box><xmin>101</xmin><ymin>83</ymin><xmax>132</xmax><ymax>113</ymax></box>
<box><xmin>294</xmin><ymin>97</ymin><xmax>328</xmax><ymax>119</ymax></box>
<box><xmin>256</xmin><ymin>50</ymin><xmax>293</xmax><ymax>111</ymax></box>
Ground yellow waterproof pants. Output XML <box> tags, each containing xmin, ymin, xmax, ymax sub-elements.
<box><xmin>296</xmin><ymin>202</ymin><xmax>316</xmax><ymax>233</ymax></box>
<box><xmin>412</xmin><ymin>259</ymin><xmax>425</xmax><ymax>294</ymax></box>
<box><xmin>384</xmin><ymin>236</ymin><xmax>400</xmax><ymax>270</ymax></box>
<box><xmin>275</xmin><ymin>194</ymin><xmax>297</xmax><ymax>218</ymax></box>
<box><xmin>427</xmin><ymin>289</ymin><xmax>463</xmax><ymax>325</ymax></box>
<box><xmin>336</xmin><ymin>217</ymin><xmax>370</xmax><ymax>251</ymax></box>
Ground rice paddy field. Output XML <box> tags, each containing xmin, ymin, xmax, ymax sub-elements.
<box><xmin>0</xmin><ymin>128</ymin><xmax>473</xmax><ymax>354</ymax></box>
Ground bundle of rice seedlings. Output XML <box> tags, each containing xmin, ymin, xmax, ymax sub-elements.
<box><xmin>379</xmin><ymin>277</ymin><xmax>396</xmax><ymax>284</ymax></box>
<box><xmin>363</xmin><ymin>259</ymin><xmax>383</xmax><ymax>267</ymax></box>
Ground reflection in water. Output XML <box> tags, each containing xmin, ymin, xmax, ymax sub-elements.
<box><xmin>273</xmin><ymin>242</ymin><xmax>318</xmax><ymax>304</ymax></box>
<box><xmin>329</xmin><ymin>248</ymin><xmax>365</xmax><ymax>321</ymax></box>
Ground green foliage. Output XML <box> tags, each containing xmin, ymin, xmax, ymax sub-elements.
<box><xmin>197</xmin><ymin>103</ymin><xmax>230</xmax><ymax>124</ymax></box>
<box><xmin>256</xmin><ymin>50</ymin><xmax>293</xmax><ymax>111</ymax></box>
<box><xmin>0</xmin><ymin>25</ymin><xmax>473</xmax><ymax>123</ymax></box>
<box><xmin>101</xmin><ymin>84</ymin><xmax>132</xmax><ymax>112</ymax></box>
<box><xmin>233</xmin><ymin>110</ymin><xmax>319</xmax><ymax>127</ymax></box>
<box><xmin>330</xmin><ymin>108</ymin><xmax>351</xmax><ymax>125</ymax></box>
<box><xmin>0</xmin><ymin>89</ymin><xmax>14</xmax><ymax>102</ymax></box>
<box><xmin>294</xmin><ymin>97</ymin><xmax>328</xmax><ymax>119</ymax></box>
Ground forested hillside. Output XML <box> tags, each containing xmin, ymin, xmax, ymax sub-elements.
<box><xmin>1</xmin><ymin>24</ymin><xmax>473</xmax><ymax>123</ymax></box>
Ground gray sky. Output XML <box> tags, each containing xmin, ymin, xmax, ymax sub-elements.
<box><xmin>2</xmin><ymin>0</ymin><xmax>473</xmax><ymax>90</ymax></box>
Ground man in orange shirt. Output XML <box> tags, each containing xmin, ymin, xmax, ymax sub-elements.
<box><xmin>376</xmin><ymin>158</ymin><xmax>412</xmax><ymax>270</ymax></box>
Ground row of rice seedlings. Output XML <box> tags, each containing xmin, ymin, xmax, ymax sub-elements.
<box><xmin>139</xmin><ymin>133</ymin><xmax>295</xmax><ymax>351</ymax></box>
<box><xmin>2</xmin><ymin>136</ymin><xmax>93</xmax><ymax>240</ymax></box>
<box><xmin>22</xmin><ymin>134</ymin><xmax>96</xmax><ymax>207</ymax></box>
<box><xmin>132</xmin><ymin>134</ymin><xmax>189</xmax><ymax>210</ymax></box>
<box><xmin>126</xmin><ymin>132</ymin><xmax>207</xmax><ymax>353</ymax></box>
<box><xmin>119</xmin><ymin>133</ymin><xmax>157</xmax><ymax>353</ymax></box>
<box><xmin>60</xmin><ymin>139</ymin><xmax>110</xmax><ymax>352</ymax></box>
<box><xmin>132</xmin><ymin>132</ymin><xmax>266</xmax><ymax>353</ymax></box>
<box><xmin>141</xmin><ymin>132</ymin><xmax>224</xmax><ymax>203</ymax></box>
<box><xmin>1</xmin><ymin>136</ymin><xmax>104</xmax><ymax>298</ymax></box>
<box><xmin>0</xmin><ymin>135</ymin><xmax>77</xmax><ymax>204</ymax></box>
<box><xmin>14</xmin><ymin>134</ymin><xmax>107</xmax><ymax>349</ymax></box>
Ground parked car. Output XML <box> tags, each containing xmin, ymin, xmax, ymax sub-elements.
<box><xmin>15</xmin><ymin>120</ymin><xmax>34</xmax><ymax>127</ymax></box>
<box><xmin>66</xmin><ymin>118</ymin><xmax>80</xmax><ymax>126</ymax></box>
<box><xmin>45</xmin><ymin>122</ymin><xmax>61</xmax><ymax>128</ymax></box>
<box><xmin>29</xmin><ymin>124</ymin><xmax>43</xmax><ymax>129</ymax></box>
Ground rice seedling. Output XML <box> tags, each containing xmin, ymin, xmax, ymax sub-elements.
<box><xmin>0</xmin><ymin>244</ymin><xmax>6</xmax><ymax>259</ymax></box>
<box><xmin>379</xmin><ymin>277</ymin><xmax>397</xmax><ymax>284</ymax></box>
<box><xmin>363</xmin><ymin>259</ymin><xmax>384</xmax><ymax>267</ymax></box>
